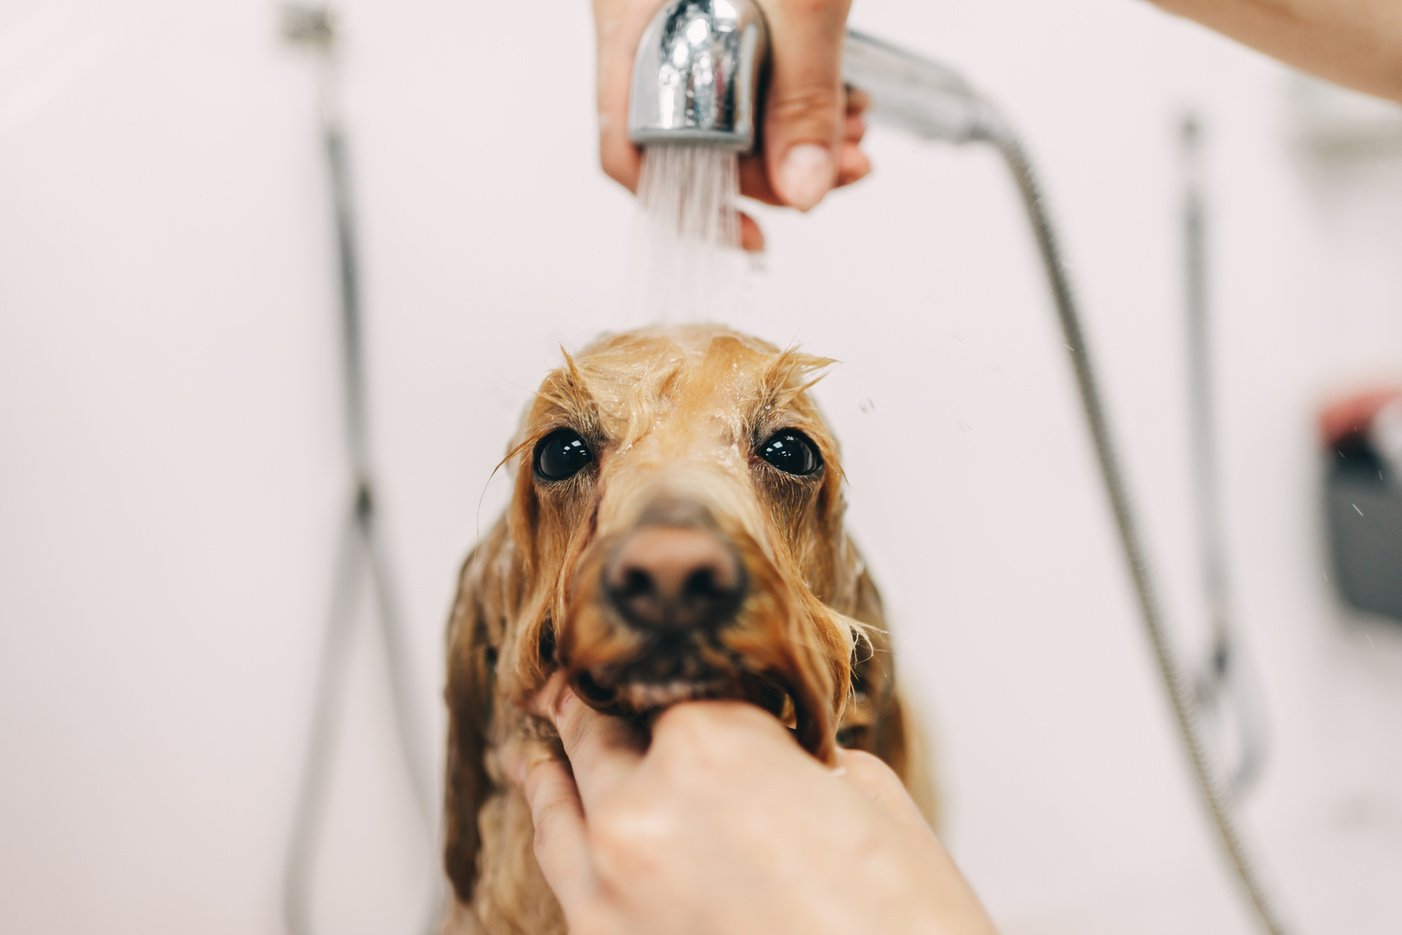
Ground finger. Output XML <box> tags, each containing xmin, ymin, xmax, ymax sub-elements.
<box><xmin>739</xmin><ymin>155</ymin><xmax>784</xmax><ymax>205</ymax></box>
<box><xmin>834</xmin><ymin>142</ymin><xmax>872</xmax><ymax>187</ymax></box>
<box><xmin>739</xmin><ymin>157</ymin><xmax>784</xmax><ymax>205</ymax></box>
<box><xmin>844</xmin><ymin>110</ymin><xmax>867</xmax><ymax>145</ymax></box>
<box><xmin>527</xmin><ymin>671</ymin><xmax>571</xmax><ymax>720</ymax></box>
<box><xmin>760</xmin><ymin>0</ymin><xmax>852</xmax><ymax>210</ymax></box>
<box><xmin>518</xmin><ymin>753</ymin><xmax>596</xmax><ymax>915</ymax></box>
<box><xmin>649</xmin><ymin>700</ymin><xmax>799</xmax><ymax>768</ymax></box>
<box><xmin>593</xmin><ymin>0</ymin><xmax>661</xmax><ymax>192</ymax></box>
<box><xmin>835</xmin><ymin>749</ymin><xmax>930</xmax><ymax>830</ymax></box>
<box><xmin>739</xmin><ymin>211</ymin><xmax>765</xmax><ymax>253</ymax></box>
<box><xmin>549</xmin><ymin>685</ymin><xmax>645</xmax><ymax>812</ymax></box>
<box><xmin>741</xmin><ymin>104</ymin><xmax>863</xmax><ymax>202</ymax></box>
<box><xmin>846</xmin><ymin>85</ymin><xmax>873</xmax><ymax>114</ymax></box>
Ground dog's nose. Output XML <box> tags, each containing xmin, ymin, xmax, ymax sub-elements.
<box><xmin>603</xmin><ymin>525</ymin><xmax>745</xmax><ymax>631</ymax></box>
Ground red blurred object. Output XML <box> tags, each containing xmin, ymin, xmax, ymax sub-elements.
<box><xmin>1318</xmin><ymin>386</ymin><xmax>1402</xmax><ymax>446</ymax></box>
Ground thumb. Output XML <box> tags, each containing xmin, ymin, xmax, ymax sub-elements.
<box><xmin>760</xmin><ymin>0</ymin><xmax>852</xmax><ymax>210</ymax></box>
<box><xmin>835</xmin><ymin>749</ymin><xmax>932</xmax><ymax>830</ymax></box>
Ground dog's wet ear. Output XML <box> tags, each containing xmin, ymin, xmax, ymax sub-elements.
<box><xmin>443</xmin><ymin>518</ymin><xmax>518</xmax><ymax>903</ymax></box>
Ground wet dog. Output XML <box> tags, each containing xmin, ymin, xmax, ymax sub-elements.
<box><xmin>442</xmin><ymin>324</ymin><xmax>932</xmax><ymax>933</ymax></box>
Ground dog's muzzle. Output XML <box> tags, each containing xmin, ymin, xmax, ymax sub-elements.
<box><xmin>564</xmin><ymin>499</ymin><xmax>776</xmax><ymax>713</ymax></box>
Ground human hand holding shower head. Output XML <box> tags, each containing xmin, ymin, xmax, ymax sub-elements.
<box><xmin>617</xmin><ymin>0</ymin><xmax>867</xmax><ymax>213</ymax></box>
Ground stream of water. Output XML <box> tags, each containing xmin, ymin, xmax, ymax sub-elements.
<box><xmin>630</xmin><ymin>143</ymin><xmax>749</xmax><ymax>324</ymax></box>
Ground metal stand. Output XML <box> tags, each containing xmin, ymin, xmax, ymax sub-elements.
<box><xmin>1181</xmin><ymin>114</ymin><xmax>1270</xmax><ymax>797</ymax></box>
<box><xmin>281</xmin><ymin>7</ymin><xmax>437</xmax><ymax>933</ymax></box>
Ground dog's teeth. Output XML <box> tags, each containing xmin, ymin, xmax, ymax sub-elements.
<box><xmin>617</xmin><ymin>677</ymin><xmax>738</xmax><ymax>710</ymax></box>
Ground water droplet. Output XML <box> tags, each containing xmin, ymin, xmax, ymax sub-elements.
<box><xmin>858</xmin><ymin>398</ymin><xmax>875</xmax><ymax>413</ymax></box>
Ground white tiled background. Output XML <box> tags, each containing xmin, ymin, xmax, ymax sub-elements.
<box><xmin>2</xmin><ymin>1</ymin><xmax>1400</xmax><ymax>933</ymax></box>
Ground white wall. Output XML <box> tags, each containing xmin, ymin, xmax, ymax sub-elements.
<box><xmin>2</xmin><ymin>1</ymin><xmax>1400</xmax><ymax>933</ymax></box>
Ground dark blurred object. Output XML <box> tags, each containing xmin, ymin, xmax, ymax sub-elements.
<box><xmin>1322</xmin><ymin>387</ymin><xmax>1402</xmax><ymax>621</ymax></box>
<box><xmin>281</xmin><ymin>4</ymin><xmax>339</xmax><ymax>46</ymax></box>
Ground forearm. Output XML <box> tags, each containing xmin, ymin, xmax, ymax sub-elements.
<box><xmin>1151</xmin><ymin>0</ymin><xmax>1402</xmax><ymax>103</ymax></box>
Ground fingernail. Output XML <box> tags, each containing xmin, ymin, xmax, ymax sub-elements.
<box><xmin>501</xmin><ymin>742</ymin><xmax>525</xmax><ymax>787</ymax></box>
<box><xmin>513</xmin><ymin>753</ymin><xmax>534</xmax><ymax>788</ymax></box>
<box><xmin>528</xmin><ymin>672</ymin><xmax>567</xmax><ymax>720</ymax></box>
<box><xmin>553</xmin><ymin>684</ymin><xmax>578</xmax><ymax>723</ymax></box>
<box><xmin>779</xmin><ymin>144</ymin><xmax>835</xmax><ymax>211</ymax></box>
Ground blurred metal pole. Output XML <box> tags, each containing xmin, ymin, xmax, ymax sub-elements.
<box><xmin>280</xmin><ymin>6</ymin><xmax>438</xmax><ymax>933</ymax></box>
<box><xmin>1181</xmin><ymin>113</ymin><xmax>1269</xmax><ymax>798</ymax></box>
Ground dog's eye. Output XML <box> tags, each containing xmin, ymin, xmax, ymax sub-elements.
<box><xmin>534</xmin><ymin>428</ymin><xmax>593</xmax><ymax>481</ymax></box>
<box><xmin>757</xmin><ymin>430</ymin><xmax>822</xmax><ymax>476</ymax></box>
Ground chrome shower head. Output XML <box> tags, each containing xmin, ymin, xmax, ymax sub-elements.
<box><xmin>627</xmin><ymin>0</ymin><xmax>769</xmax><ymax>151</ymax></box>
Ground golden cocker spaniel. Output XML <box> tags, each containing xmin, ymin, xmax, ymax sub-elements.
<box><xmin>442</xmin><ymin>324</ymin><xmax>932</xmax><ymax>933</ymax></box>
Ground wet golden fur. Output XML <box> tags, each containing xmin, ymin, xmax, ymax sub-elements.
<box><xmin>442</xmin><ymin>324</ymin><xmax>933</xmax><ymax>934</ymax></box>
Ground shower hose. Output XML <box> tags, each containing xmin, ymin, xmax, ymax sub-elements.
<box><xmin>979</xmin><ymin>117</ymin><xmax>1293</xmax><ymax>935</ymax></box>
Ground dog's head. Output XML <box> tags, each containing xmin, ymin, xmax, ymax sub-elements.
<box><xmin>444</xmin><ymin>324</ymin><xmax>916</xmax><ymax>904</ymax></box>
<box><xmin>500</xmin><ymin>324</ymin><xmax>863</xmax><ymax>754</ymax></box>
